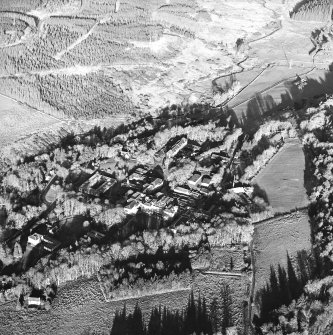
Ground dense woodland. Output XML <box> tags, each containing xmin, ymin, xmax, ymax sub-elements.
<box><xmin>109</xmin><ymin>293</ymin><xmax>214</xmax><ymax>335</ymax></box>
<box><xmin>100</xmin><ymin>289</ymin><xmax>234</xmax><ymax>335</ymax></box>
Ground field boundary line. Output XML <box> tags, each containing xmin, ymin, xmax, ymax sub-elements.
<box><xmin>222</xmin><ymin>65</ymin><xmax>270</xmax><ymax>108</ymax></box>
<box><xmin>201</xmin><ymin>270</ymin><xmax>243</xmax><ymax>278</ymax></box>
<box><xmin>0</xmin><ymin>92</ymin><xmax>66</xmax><ymax>122</ymax></box>
<box><xmin>102</xmin><ymin>287</ymin><xmax>192</xmax><ymax>303</ymax></box>
<box><xmin>229</xmin><ymin>66</ymin><xmax>315</xmax><ymax>111</ymax></box>
<box><xmin>252</xmin><ymin>206</ymin><xmax>309</xmax><ymax>227</ymax></box>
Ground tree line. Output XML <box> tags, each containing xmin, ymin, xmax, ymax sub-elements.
<box><xmin>110</xmin><ymin>292</ymin><xmax>213</xmax><ymax>335</ymax></box>
<box><xmin>256</xmin><ymin>251</ymin><xmax>323</xmax><ymax>324</ymax></box>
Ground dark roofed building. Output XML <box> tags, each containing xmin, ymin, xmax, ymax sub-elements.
<box><xmin>87</xmin><ymin>230</ymin><xmax>106</xmax><ymax>241</ymax></box>
<box><xmin>166</xmin><ymin>137</ymin><xmax>188</xmax><ymax>158</ymax></box>
<box><xmin>201</xmin><ymin>175</ymin><xmax>212</xmax><ymax>188</ymax></box>
<box><xmin>188</xmin><ymin>172</ymin><xmax>201</xmax><ymax>187</ymax></box>
<box><xmin>42</xmin><ymin>235</ymin><xmax>61</xmax><ymax>252</ymax></box>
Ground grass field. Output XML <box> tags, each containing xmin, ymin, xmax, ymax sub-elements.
<box><xmin>229</xmin><ymin>65</ymin><xmax>308</xmax><ymax>109</ymax></box>
<box><xmin>232</xmin><ymin>67</ymin><xmax>333</xmax><ymax>118</ymax></box>
<box><xmin>253</xmin><ymin>209</ymin><xmax>312</xmax><ymax>295</ymax></box>
<box><xmin>253</xmin><ymin>138</ymin><xmax>309</xmax><ymax>213</ymax></box>
<box><xmin>0</xmin><ymin>94</ymin><xmax>61</xmax><ymax>149</ymax></box>
<box><xmin>0</xmin><ymin>277</ymin><xmax>191</xmax><ymax>335</ymax></box>
<box><xmin>0</xmin><ymin>248</ymin><xmax>251</xmax><ymax>334</ymax></box>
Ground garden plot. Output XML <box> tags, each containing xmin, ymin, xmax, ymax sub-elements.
<box><xmin>253</xmin><ymin>209</ymin><xmax>312</xmax><ymax>294</ymax></box>
<box><xmin>253</xmin><ymin>138</ymin><xmax>309</xmax><ymax>213</ymax></box>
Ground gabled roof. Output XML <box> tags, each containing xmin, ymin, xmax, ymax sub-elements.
<box><xmin>201</xmin><ymin>175</ymin><xmax>211</xmax><ymax>184</ymax></box>
<box><xmin>188</xmin><ymin>172</ymin><xmax>201</xmax><ymax>183</ymax></box>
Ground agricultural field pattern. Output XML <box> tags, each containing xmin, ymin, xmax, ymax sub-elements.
<box><xmin>1</xmin><ymin>0</ymin><xmax>333</xmax><ymax>335</ymax></box>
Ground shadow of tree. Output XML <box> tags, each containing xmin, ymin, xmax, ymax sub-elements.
<box><xmin>255</xmin><ymin>250</ymin><xmax>323</xmax><ymax>325</ymax></box>
<box><xmin>231</xmin><ymin>65</ymin><xmax>333</xmax><ymax>137</ymax></box>
<box><xmin>110</xmin><ymin>292</ymin><xmax>215</xmax><ymax>335</ymax></box>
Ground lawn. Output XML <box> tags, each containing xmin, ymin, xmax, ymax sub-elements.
<box><xmin>0</xmin><ymin>94</ymin><xmax>60</xmax><ymax>149</ymax></box>
<box><xmin>253</xmin><ymin>209</ymin><xmax>312</xmax><ymax>296</ymax></box>
<box><xmin>253</xmin><ymin>138</ymin><xmax>309</xmax><ymax>213</ymax></box>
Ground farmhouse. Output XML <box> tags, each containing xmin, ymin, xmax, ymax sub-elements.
<box><xmin>27</xmin><ymin>297</ymin><xmax>41</xmax><ymax>307</ymax></box>
<box><xmin>27</xmin><ymin>233</ymin><xmax>43</xmax><ymax>247</ymax></box>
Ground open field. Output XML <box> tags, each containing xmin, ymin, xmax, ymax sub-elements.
<box><xmin>253</xmin><ymin>209</ymin><xmax>312</xmax><ymax>294</ymax></box>
<box><xmin>0</xmin><ymin>94</ymin><xmax>61</xmax><ymax>149</ymax></box>
<box><xmin>0</xmin><ymin>274</ymin><xmax>248</xmax><ymax>335</ymax></box>
<box><xmin>253</xmin><ymin>138</ymin><xmax>309</xmax><ymax>213</ymax></box>
<box><xmin>0</xmin><ymin>276</ymin><xmax>191</xmax><ymax>335</ymax></box>
<box><xmin>229</xmin><ymin>65</ymin><xmax>311</xmax><ymax>109</ymax></box>
<box><xmin>231</xmin><ymin>67</ymin><xmax>333</xmax><ymax>118</ymax></box>
<box><xmin>0</xmin><ymin>246</ymin><xmax>251</xmax><ymax>334</ymax></box>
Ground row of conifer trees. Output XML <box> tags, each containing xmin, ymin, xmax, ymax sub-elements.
<box><xmin>110</xmin><ymin>288</ymin><xmax>234</xmax><ymax>335</ymax></box>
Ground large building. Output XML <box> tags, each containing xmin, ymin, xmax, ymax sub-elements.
<box><xmin>79</xmin><ymin>172</ymin><xmax>117</xmax><ymax>197</ymax></box>
<box><xmin>188</xmin><ymin>172</ymin><xmax>202</xmax><ymax>187</ymax></box>
<box><xmin>166</xmin><ymin>137</ymin><xmax>188</xmax><ymax>158</ymax></box>
<box><xmin>27</xmin><ymin>297</ymin><xmax>41</xmax><ymax>307</ymax></box>
<box><xmin>145</xmin><ymin>178</ymin><xmax>164</xmax><ymax>193</ymax></box>
<box><xmin>27</xmin><ymin>233</ymin><xmax>60</xmax><ymax>252</ymax></box>
<box><xmin>27</xmin><ymin>233</ymin><xmax>43</xmax><ymax>247</ymax></box>
<box><xmin>201</xmin><ymin>175</ymin><xmax>212</xmax><ymax>188</ymax></box>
